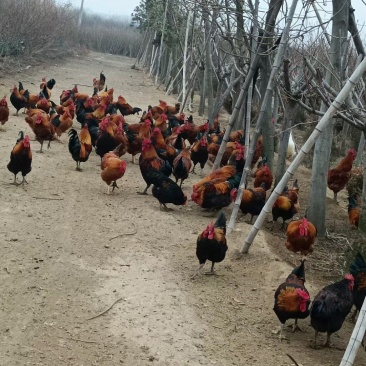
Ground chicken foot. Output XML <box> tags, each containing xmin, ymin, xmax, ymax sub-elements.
<box><xmin>204</xmin><ymin>262</ymin><xmax>217</xmax><ymax>275</ymax></box>
<box><xmin>10</xmin><ymin>175</ymin><xmax>18</xmax><ymax>185</ymax></box>
<box><xmin>137</xmin><ymin>184</ymin><xmax>150</xmax><ymax>195</ymax></box>
<box><xmin>37</xmin><ymin>141</ymin><xmax>44</xmax><ymax>153</ymax></box>
<box><xmin>76</xmin><ymin>161</ymin><xmax>83</xmax><ymax>171</ymax></box>
<box><xmin>160</xmin><ymin>203</ymin><xmax>173</xmax><ymax>211</ymax></box>
<box><xmin>191</xmin><ymin>263</ymin><xmax>205</xmax><ymax>279</ymax></box>
<box><xmin>287</xmin><ymin>319</ymin><xmax>303</xmax><ymax>333</ymax></box>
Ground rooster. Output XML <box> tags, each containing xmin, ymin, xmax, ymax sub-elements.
<box><xmin>50</xmin><ymin>108</ymin><xmax>74</xmax><ymax>139</ymax></box>
<box><xmin>40</xmin><ymin>78</ymin><xmax>56</xmax><ymax>100</ymax></box>
<box><xmin>100</xmin><ymin>152</ymin><xmax>127</xmax><ymax>195</ymax></box>
<box><xmin>192</xmin><ymin>211</ymin><xmax>227</xmax><ymax>278</ymax></box>
<box><xmin>230</xmin><ymin>182</ymin><xmax>266</xmax><ymax>223</ymax></box>
<box><xmin>181</xmin><ymin>120</ymin><xmax>209</xmax><ymax>145</ymax></box>
<box><xmin>115</xmin><ymin>95</ymin><xmax>142</xmax><ymax>116</ymax></box>
<box><xmin>10</xmin><ymin>85</ymin><xmax>27</xmax><ymax>116</ymax></box>
<box><xmin>7</xmin><ymin>132</ymin><xmax>32</xmax><ymax>186</ymax></box>
<box><xmin>0</xmin><ymin>96</ymin><xmax>10</xmax><ymax>130</ymax></box>
<box><xmin>348</xmin><ymin>196</ymin><xmax>360</xmax><ymax>229</ymax></box>
<box><xmin>138</xmin><ymin>139</ymin><xmax>172</xmax><ymax>195</ymax></box>
<box><xmin>273</xmin><ymin>260</ymin><xmax>310</xmax><ymax>340</ymax></box>
<box><xmin>151</xmin><ymin>171</ymin><xmax>187</xmax><ymax>210</ymax></box>
<box><xmin>253</xmin><ymin>157</ymin><xmax>273</xmax><ymax>191</ymax></box>
<box><xmin>349</xmin><ymin>252</ymin><xmax>366</xmax><ymax>323</ymax></box>
<box><xmin>285</xmin><ymin>217</ymin><xmax>317</xmax><ymax>259</ymax></box>
<box><xmin>93</xmin><ymin>71</ymin><xmax>106</xmax><ymax>92</ymax></box>
<box><xmin>272</xmin><ymin>181</ymin><xmax>300</xmax><ymax>229</ymax></box>
<box><xmin>173</xmin><ymin>147</ymin><xmax>192</xmax><ymax>187</ymax></box>
<box><xmin>36</xmin><ymin>97</ymin><xmax>52</xmax><ymax>114</ymax></box>
<box><xmin>328</xmin><ymin>148</ymin><xmax>356</xmax><ymax>203</ymax></box>
<box><xmin>60</xmin><ymin>85</ymin><xmax>78</xmax><ymax>104</ymax></box>
<box><xmin>310</xmin><ymin>274</ymin><xmax>354</xmax><ymax>348</ymax></box>
<box><xmin>25</xmin><ymin>111</ymin><xmax>56</xmax><ymax>153</ymax></box>
<box><xmin>68</xmin><ymin>125</ymin><xmax>92</xmax><ymax>171</ymax></box>
<box><xmin>191</xmin><ymin>135</ymin><xmax>209</xmax><ymax>174</ymax></box>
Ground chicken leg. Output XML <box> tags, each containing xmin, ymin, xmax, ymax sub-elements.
<box><xmin>324</xmin><ymin>332</ymin><xmax>332</xmax><ymax>347</ymax></box>
<box><xmin>204</xmin><ymin>262</ymin><xmax>217</xmax><ymax>275</ymax></box>
<box><xmin>191</xmin><ymin>263</ymin><xmax>205</xmax><ymax>279</ymax></box>
<box><xmin>11</xmin><ymin>174</ymin><xmax>17</xmax><ymax>185</ymax></box>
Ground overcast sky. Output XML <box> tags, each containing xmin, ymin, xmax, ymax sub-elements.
<box><xmin>57</xmin><ymin>0</ymin><xmax>365</xmax><ymax>31</ymax></box>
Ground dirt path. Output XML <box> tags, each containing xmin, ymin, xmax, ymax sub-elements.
<box><xmin>0</xmin><ymin>51</ymin><xmax>365</xmax><ymax>366</ymax></box>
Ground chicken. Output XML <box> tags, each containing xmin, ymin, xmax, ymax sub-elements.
<box><xmin>253</xmin><ymin>157</ymin><xmax>273</xmax><ymax>191</ymax></box>
<box><xmin>68</xmin><ymin>125</ymin><xmax>92</xmax><ymax>171</ymax></box>
<box><xmin>251</xmin><ymin>135</ymin><xmax>263</xmax><ymax>168</ymax></box>
<box><xmin>191</xmin><ymin>135</ymin><xmax>209</xmax><ymax>174</ymax></box>
<box><xmin>93</xmin><ymin>71</ymin><xmax>106</xmax><ymax>91</ymax></box>
<box><xmin>50</xmin><ymin>108</ymin><xmax>73</xmax><ymax>139</ymax></box>
<box><xmin>95</xmin><ymin>117</ymin><xmax>119</xmax><ymax>159</ymax></box>
<box><xmin>272</xmin><ymin>181</ymin><xmax>300</xmax><ymax>229</ymax></box>
<box><xmin>207</xmin><ymin>140</ymin><xmax>239</xmax><ymax>166</ymax></box>
<box><xmin>328</xmin><ymin>148</ymin><xmax>357</xmax><ymax>203</ymax></box>
<box><xmin>7</xmin><ymin>131</ymin><xmax>32</xmax><ymax>186</ymax></box>
<box><xmin>0</xmin><ymin>96</ymin><xmax>10</xmax><ymax>130</ymax></box>
<box><xmin>151</xmin><ymin>127</ymin><xmax>178</xmax><ymax>164</ymax></box>
<box><xmin>150</xmin><ymin>100</ymin><xmax>168</xmax><ymax>119</ymax></box>
<box><xmin>349</xmin><ymin>252</ymin><xmax>366</xmax><ymax>323</ymax></box>
<box><xmin>285</xmin><ymin>217</ymin><xmax>317</xmax><ymax>258</ymax></box>
<box><xmin>60</xmin><ymin>85</ymin><xmax>78</xmax><ymax>104</ymax></box>
<box><xmin>310</xmin><ymin>274</ymin><xmax>354</xmax><ymax>348</ymax></box>
<box><xmin>191</xmin><ymin>157</ymin><xmax>242</xmax><ymax>210</ymax></box>
<box><xmin>166</xmin><ymin>102</ymin><xmax>180</xmax><ymax>115</ymax></box>
<box><xmin>23</xmin><ymin>90</ymin><xmax>41</xmax><ymax>109</ymax></box>
<box><xmin>138</xmin><ymin>139</ymin><xmax>172</xmax><ymax>195</ymax></box>
<box><xmin>192</xmin><ymin>211</ymin><xmax>227</xmax><ymax>278</ymax></box>
<box><xmin>273</xmin><ymin>260</ymin><xmax>310</xmax><ymax>340</ymax></box>
<box><xmin>36</xmin><ymin>97</ymin><xmax>52</xmax><ymax>113</ymax></box>
<box><xmin>40</xmin><ymin>78</ymin><xmax>56</xmax><ymax>100</ymax></box>
<box><xmin>10</xmin><ymin>85</ymin><xmax>27</xmax><ymax>115</ymax></box>
<box><xmin>173</xmin><ymin>147</ymin><xmax>192</xmax><ymax>187</ymax></box>
<box><xmin>115</xmin><ymin>95</ymin><xmax>142</xmax><ymax>116</ymax></box>
<box><xmin>348</xmin><ymin>196</ymin><xmax>360</xmax><ymax>229</ymax></box>
<box><xmin>181</xmin><ymin>120</ymin><xmax>209</xmax><ymax>145</ymax></box>
<box><xmin>166</xmin><ymin>125</ymin><xmax>185</xmax><ymax>150</ymax></box>
<box><xmin>151</xmin><ymin>171</ymin><xmax>187</xmax><ymax>210</ymax></box>
<box><xmin>25</xmin><ymin>111</ymin><xmax>56</xmax><ymax>153</ymax></box>
<box><xmin>100</xmin><ymin>154</ymin><xmax>127</xmax><ymax>195</ymax></box>
<box><xmin>230</xmin><ymin>129</ymin><xmax>244</xmax><ymax>142</ymax></box>
<box><xmin>230</xmin><ymin>182</ymin><xmax>266</xmax><ymax>223</ymax></box>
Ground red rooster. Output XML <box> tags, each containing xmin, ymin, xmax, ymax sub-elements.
<box><xmin>310</xmin><ymin>274</ymin><xmax>354</xmax><ymax>348</ymax></box>
<box><xmin>328</xmin><ymin>148</ymin><xmax>356</xmax><ymax>203</ymax></box>
<box><xmin>173</xmin><ymin>147</ymin><xmax>192</xmax><ymax>187</ymax></box>
<box><xmin>100</xmin><ymin>153</ymin><xmax>127</xmax><ymax>194</ymax></box>
<box><xmin>192</xmin><ymin>211</ymin><xmax>227</xmax><ymax>278</ymax></box>
<box><xmin>7</xmin><ymin>132</ymin><xmax>32</xmax><ymax>186</ymax></box>
<box><xmin>0</xmin><ymin>96</ymin><xmax>10</xmax><ymax>130</ymax></box>
<box><xmin>253</xmin><ymin>157</ymin><xmax>273</xmax><ymax>191</ymax></box>
<box><xmin>348</xmin><ymin>196</ymin><xmax>360</xmax><ymax>229</ymax></box>
<box><xmin>273</xmin><ymin>260</ymin><xmax>310</xmax><ymax>339</ymax></box>
<box><xmin>285</xmin><ymin>217</ymin><xmax>317</xmax><ymax>258</ymax></box>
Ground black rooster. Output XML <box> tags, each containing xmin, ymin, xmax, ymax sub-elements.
<box><xmin>310</xmin><ymin>274</ymin><xmax>354</xmax><ymax>347</ymax></box>
<box><xmin>68</xmin><ymin>126</ymin><xmax>92</xmax><ymax>171</ymax></box>
<box><xmin>192</xmin><ymin>211</ymin><xmax>227</xmax><ymax>278</ymax></box>
<box><xmin>7</xmin><ymin>131</ymin><xmax>32</xmax><ymax>186</ymax></box>
<box><xmin>273</xmin><ymin>260</ymin><xmax>310</xmax><ymax>339</ymax></box>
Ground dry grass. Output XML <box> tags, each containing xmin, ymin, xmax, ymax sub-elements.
<box><xmin>78</xmin><ymin>14</ymin><xmax>143</xmax><ymax>57</ymax></box>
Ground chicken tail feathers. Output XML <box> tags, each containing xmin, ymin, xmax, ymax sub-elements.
<box><xmin>350</xmin><ymin>251</ymin><xmax>366</xmax><ymax>276</ymax></box>
<box><xmin>214</xmin><ymin>211</ymin><xmax>227</xmax><ymax>230</ymax></box>
<box><xmin>291</xmin><ymin>260</ymin><xmax>306</xmax><ymax>281</ymax></box>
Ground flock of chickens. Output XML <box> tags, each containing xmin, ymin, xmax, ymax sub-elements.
<box><xmin>0</xmin><ymin>70</ymin><xmax>364</xmax><ymax>351</ymax></box>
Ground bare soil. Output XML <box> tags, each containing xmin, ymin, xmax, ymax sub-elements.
<box><xmin>0</xmin><ymin>51</ymin><xmax>365</xmax><ymax>366</ymax></box>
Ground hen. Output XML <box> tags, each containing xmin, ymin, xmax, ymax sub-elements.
<box><xmin>310</xmin><ymin>274</ymin><xmax>354</xmax><ymax>348</ymax></box>
<box><xmin>100</xmin><ymin>153</ymin><xmax>127</xmax><ymax>194</ymax></box>
<box><xmin>172</xmin><ymin>147</ymin><xmax>192</xmax><ymax>187</ymax></box>
<box><xmin>328</xmin><ymin>148</ymin><xmax>356</xmax><ymax>203</ymax></box>
<box><xmin>192</xmin><ymin>211</ymin><xmax>227</xmax><ymax>278</ymax></box>
<box><xmin>7</xmin><ymin>131</ymin><xmax>32</xmax><ymax>186</ymax></box>
<box><xmin>230</xmin><ymin>182</ymin><xmax>266</xmax><ymax>223</ymax></box>
<box><xmin>273</xmin><ymin>260</ymin><xmax>310</xmax><ymax>340</ymax></box>
<box><xmin>348</xmin><ymin>196</ymin><xmax>360</xmax><ymax>229</ymax></box>
<box><xmin>0</xmin><ymin>96</ymin><xmax>10</xmax><ymax>130</ymax></box>
<box><xmin>349</xmin><ymin>252</ymin><xmax>366</xmax><ymax>323</ymax></box>
<box><xmin>151</xmin><ymin>171</ymin><xmax>187</xmax><ymax>210</ymax></box>
<box><xmin>285</xmin><ymin>217</ymin><xmax>317</xmax><ymax>259</ymax></box>
<box><xmin>68</xmin><ymin>125</ymin><xmax>92</xmax><ymax>171</ymax></box>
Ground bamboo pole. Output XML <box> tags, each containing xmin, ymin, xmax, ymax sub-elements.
<box><xmin>340</xmin><ymin>298</ymin><xmax>366</xmax><ymax>366</ymax></box>
<box><xmin>240</xmin><ymin>55</ymin><xmax>366</xmax><ymax>254</ymax></box>
<box><xmin>155</xmin><ymin>0</ymin><xmax>169</xmax><ymax>84</ymax></box>
<box><xmin>227</xmin><ymin>0</ymin><xmax>299</xmax><ymax>233</ymax></box>
<box><xmin>182</xmin><ymin>11</ymin><xmax>192</xmax><ymax>105</ymax></box>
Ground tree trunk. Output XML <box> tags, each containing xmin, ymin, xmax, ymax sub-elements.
<box><xmin>307</xmin><ymin>0</ymin><xmax>350</xmax><ymax>237</ymax></box>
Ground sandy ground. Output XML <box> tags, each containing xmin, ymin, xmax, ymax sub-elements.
<box><xmin>0</xmin><ymin>51</ymin><xmax>365</xmax><ymax>366</ymax></box>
